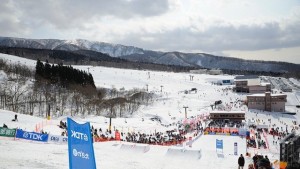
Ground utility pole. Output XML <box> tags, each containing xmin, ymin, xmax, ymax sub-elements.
<box><xmin>146</xmin><ymin>84</ymin><xmax>148</xmax><ymax>92</ymax></box>
<box><xmin>109</xmin><ymin>104</ymin><xmax>113</xmax><ymax>132</ymax></box>
<box><xmin>183</xmin><ymin>106</ymin><xmax>188</xmax><ymax>119</ymax></box>
<box><xmin>47</xmin><ymin>104</ymin><xmax>51</xmax><ymax>120</ymax></box>
<box><xmin>109</xmin><ymin>116</ymin><xmax>112</xmax><ymax>132</ymax></box>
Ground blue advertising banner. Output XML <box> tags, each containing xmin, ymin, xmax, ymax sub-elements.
<box><xmin>67</xmin><ymin>118</ymin><xmax>96</xmax><ymax>169</ymax></box>
<box><xmin>15</xmin><ymin>129</ymin><xmax>49</xmax><ymax>142</ymax></box>
<box><xmin>216</xmin><ymin>139</ymin><xmax>223</xmax><ymax>149</ymax></box>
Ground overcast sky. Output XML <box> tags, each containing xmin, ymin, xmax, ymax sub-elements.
<box><xmin>1</xmin><ymin>0</ymin><xmax>300</xmax><ymax>64</ymax></box>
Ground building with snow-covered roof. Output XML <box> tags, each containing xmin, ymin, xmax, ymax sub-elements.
<box><xmin>235</xmin><ymin>75</ymin><xmax>259</xmax><ymax>80</ymax></box>
<box><xmin>189</xmin><ymin>69</ymin><xmax>222</xmax><ymax>75</ymax></box>
<box><xmin>234</xmin><ymin>75</ymin><xmax>271</xmax><ymax>93</ymax></box>
<box><xmin>189</xmin><ymin>69</ymin><xmax>207</xmax><ymax>74</ymax></box>
<box><xmin>216</xmin><ymin>79</ymin><xmax>234</xmax><ymax>85</ymax></box>
<box><xmin>246</xmin><ymin>92</ymin><xmax>287</xmax><ymax>112</ymax></box>
<box><xmin>207</xmin><ymin>69</ymin><xmax>222</xmax><ymax>75</ymax></box>
<box><xmin>248</xmin><ymin>84</ymin><xmax>271</xmax><ymax>93</ymax></box>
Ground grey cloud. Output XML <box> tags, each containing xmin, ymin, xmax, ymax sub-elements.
<box><xmin>0</xmin><ymin>0</ymin><xmax>170</xmax><ymax>36</ymax></box>
<box><xmin>0</xmin><ymin>17</ymin><xmax>27</xmax><ymax>36</ymax></box>
<box><xmin>116</xmin><ymin>20</ymin><xmax>300</xmax><ymax>53</ymax></box>
<box><xmin>1</xmin><ymin>0</ymin><xmax>299</xmax><ymax>54</ymax></box>
<box><xmin>14</xmin><ymin>0</ymin><xmax>169</xmax><ymax>30</ymax></box>
<box><xmin>0</xmin><ymin>1</ymin><xmax>29</xmax><ymax>36</ymax></box>
<box><xmin>129</xmin><ymin>0</ymin><xmax>169</xmax><ymax>17</ymax></box>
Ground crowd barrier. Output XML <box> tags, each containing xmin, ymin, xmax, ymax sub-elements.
<box><xmin>0</xmin><ymin>127</ymin><xmax>191</xmax><ymax>147</ymax></box>
<box><xmin>143</xmin><ymin>139</ymin><xmax>188</xmax><ymax>146</ymax></box>
<box><xmin>48</xmin><ymin>134</ymin><xmax>68</xmax><ymax>144</ymax></box>
<box><xmin>1</xmin><ymin>129</ymin><xmax>205</xmax><ymax>160</ymax></box>
<box><xmin>0</xmin><ymin>127</ymin><xmax>16</xmax><ymax>138</ymax></box>
<box><xmin>0</xmin><ymin>127</ymin><xmax>189</xmax><ymax>147</ymax></box>
<box><xmin>16</xmin><ymin>129</ymin><xmax>49</xmax><ymax>142</ymax></box>
<box><xmin>204</xmin><ymin>131</ymin><xmax>238</xmax><ymax>136</ymax></box>
<box><xmin>193</xmin><ymin>132</ymin><xmax>203</xmax><ymax>141</ymax></box>
<box><xmin>262</xmin><ymin>130</ymin><xmax>270</xmax><ymax>150</ymax></box>
<box><xmin>94</xmin><ymin>137</ymin><xmax>115</xmax><ymax>142</ymax></box>
<box><xmin>0</xmin><ymin>127</ymin><xmax>67</xmax><ymax>144</ymax></box>
<box><xmin>185</xmin><ymin>132</ymin><xmax>203</xmax><ymax>147</ymax></box>
<box><xmin>203</xmin><ymin>127</ymin><xmax>248</xmax><ymax>136</ymax></box>
<box><xmin>1</xmin><ymin>127</ymin><xmax>200</xmax><ymax>149</ymax></box>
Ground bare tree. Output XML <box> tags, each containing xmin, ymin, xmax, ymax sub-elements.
<box><xmin>5</xmin><ymin>74</ymin><xmax>30</xmax><ymax>112</ymax></box>
<box><xmin>0</xmin><ymin>80</ymin><xmax>9</xmax><ymax>110</ymax></box>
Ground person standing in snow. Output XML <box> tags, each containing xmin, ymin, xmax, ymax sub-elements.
<box><xmin>238</xmin><ymin>154</ymin><xmax>245</xmax><ymax>169</ymax></box>
<box><xmin>12</xmin><ymin>114</ymin><xmax>18</xmax><ymax>122</ymax></box>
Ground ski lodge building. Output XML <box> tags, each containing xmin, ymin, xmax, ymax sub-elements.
<box><xmin>234</xmin><ymin>75</ymin><xmax>271</xmax><ymax>93</ymax></box>
<box><xmin>209</xmin><ymin>111</ymin><xmax>245</xmax><ymax>122</ymax></box>
<box><xmin>190</xmin><ymin>69</ymin><xmax>222</xmax><ymax>75</ymax></box>
<box><xmin>246</xmin><ymin>92</ymin><xmax>287</xmax><ymax>112</ymax></box>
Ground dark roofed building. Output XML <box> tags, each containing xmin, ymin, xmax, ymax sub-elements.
<box><xmin>209</xmin><ymin>111</ymin><xmax>245</xmax><ymax>122</ymax></box>
<box><xmin>235</xmin><ymin>75</ymin><xmax>259</xmax><ymax>80</ymax></box>
<box><xmin>247</xmin><ymin>92</ymin><xmax>287</xmax><ymax>112</ymax></box>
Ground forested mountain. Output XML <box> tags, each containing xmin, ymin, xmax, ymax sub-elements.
<box><xmin>0</xmin><ymin>46</ymin><xmax>127</xmax><ymax>64</ymax></box>
<box><xmin>0</xmin><ymin>36</ymin><xmax>299</xmax><ymax>76</ymax></box>
<box><xmin>120</xmin><ymin>52</ymin><xmax>300</xmax><ymax>73</ymax></box>
<box><xmin>0</xmin><ymin>47</ymin><xmax>195</xmax><ymax>72</ymax></box>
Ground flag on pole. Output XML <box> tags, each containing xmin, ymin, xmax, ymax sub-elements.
<box><xmin>67</xmin><ymin>118</ymin><xmax>96</xmax><ymax>169</ymax></box>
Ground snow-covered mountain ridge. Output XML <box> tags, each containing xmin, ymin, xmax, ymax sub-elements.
<box><xmin>0</xmin><ymin>36</ymin><xmax>299</xmax><ymax>74</ymax></box>
<box><xmin>0</xmin><ymin>37</ymin><xmax>144</xmax><ymax>57</ymax></box>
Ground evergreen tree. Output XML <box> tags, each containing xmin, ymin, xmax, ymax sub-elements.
<box><xmin>44</xmin><ymin>59</ymin><xmax>51</xmax><ymax>79</ymax></box>
<box><xmin>35</xmin><ymin>59</ymin><xmax>44</xmax><ymax>78</ymax></box>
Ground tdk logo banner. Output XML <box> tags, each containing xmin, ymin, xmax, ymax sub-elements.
<box><xmin>71</xmin><ymin>130</ymin><xmax>88</xmax><ymax>141</ymax></box>
<box><xmin>67</xmin><ymin>118</ymin><xmax>96</xmax><ymax>169</ymax></box>
<box><xmin>16</xmin><ymin>129</ymin><xmax>48</xmax><ymax>142</ymax></box>
<box><xmin>23</xmin><ymin>132</ymin><xmax>43</xmax><ymax>140</ymax></box>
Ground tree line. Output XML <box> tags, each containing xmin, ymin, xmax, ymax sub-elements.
<box><xmin>0</xmin><ymin>58</ymin><xmax>155</xmax><ymax>118</ymax></box>
<box><xmin>1</xmin><ymin>46</ymin><xmax>299</xmax><ymax>78</ymax></box>
<box><xmin>35</xmin><ymin>59</ymin><xmax>95</xmax><ymax>88</ymax></box>
<box><xmin>0</xmin><ymin>47</ymin><xmax>196</xmax><ymax>73</ymax></box>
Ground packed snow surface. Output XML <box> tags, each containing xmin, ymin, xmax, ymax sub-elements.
<box><xmin>1</xmin><ymin>53</ymin><xmax>300</xmax><ymax>169</ymax></box>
